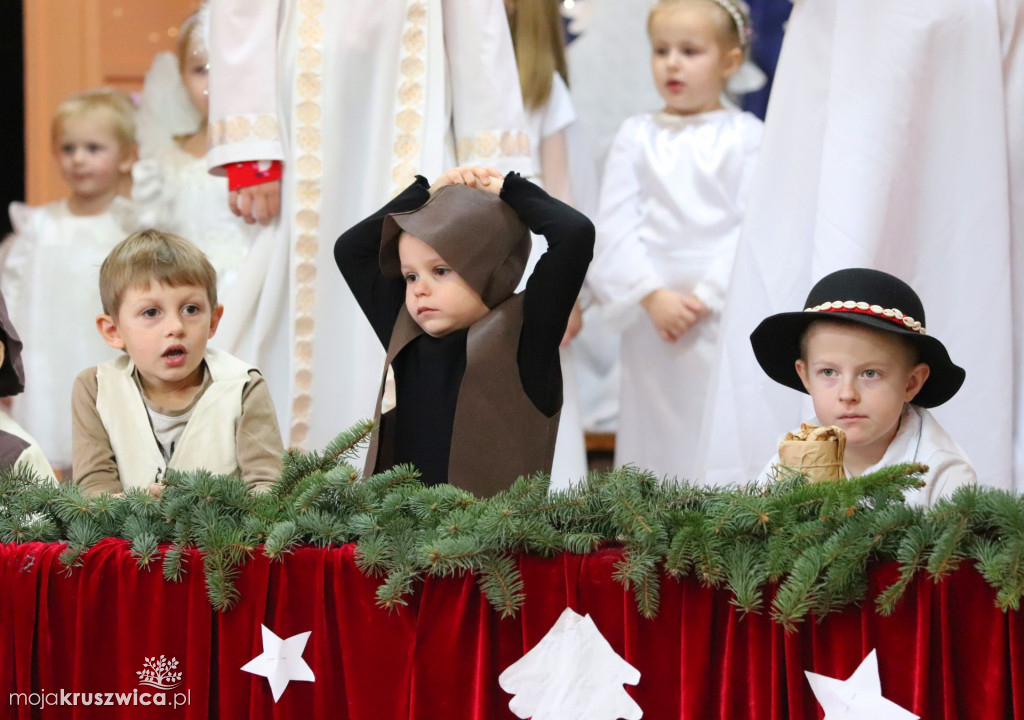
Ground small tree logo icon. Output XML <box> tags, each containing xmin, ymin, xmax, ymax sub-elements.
<box><xmin>137</xmin><ymin>656</ymin><xmax>183</xmax><ymax>690</ymax></box>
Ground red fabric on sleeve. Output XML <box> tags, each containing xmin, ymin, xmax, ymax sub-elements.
<box><xmin>226</xmin><ymin>161</ymin><xmax>282</xmax><ymax>191</ymax></box>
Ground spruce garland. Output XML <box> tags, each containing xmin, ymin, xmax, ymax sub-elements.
<box><xmin>1</xmin><ymin>423</ymin><xmax>1023</xmax><ymax>625</ymax></box>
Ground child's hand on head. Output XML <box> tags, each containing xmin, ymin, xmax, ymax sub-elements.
<box><xmin>641</xmin><ymin>289</ymin><xmax>708</xmax><ymax>342</ymax></box>
<box><xmin>430</xmin><ymin>166</ymin><xmax>504</xmax><ymax>195</ymax></box>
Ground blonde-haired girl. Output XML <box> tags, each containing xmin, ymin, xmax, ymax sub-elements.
<box><xmin>588</xmin><ymin>0</ymin><xmax>763</xmax><ymax>481</ymax></box>
<box><xmin>1</xmin><ymin>88</ymin><xmax>138</xmax><ymax>475</ymax></box>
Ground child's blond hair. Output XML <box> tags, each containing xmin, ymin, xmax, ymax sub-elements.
<box><xmin>175</xmin><ymin>11</ymin><xmax>205</xmax><ymax>72</ymax></box>
<box><xmin>648</xmin><ymin>0</ymin><xmax>751</xmax><ymax>51</ymax></box>
<box><xmin>100</xmin><ymin>229</ymin><xmax>218</xmax><ymax>318</ymax></box>
<box><xmin>51</xmin><ymin>88</ymin><xmax>137</xmax><ymax>151</ymax></box>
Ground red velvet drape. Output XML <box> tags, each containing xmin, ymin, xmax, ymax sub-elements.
<box><xmin>0</xmin><ymin>539</ymin><xmax>1020</xmax><ymax>719</ymax></box>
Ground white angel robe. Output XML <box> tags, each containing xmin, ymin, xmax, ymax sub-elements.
<box><xmin>518</xmin><ymin>73</ymin><xmax>588</xmax><ymax>488</ymax></box>
<box><xmin>589</xmin><ymin>110</ymin><xmax>763</xmax><ymax>481</ymax></box>
<box><xmin>207</xmin><ymin>0</ymin><xmax>532</xmax><ymax>450</ymax></box>
<box><xmin>1</xmin><ymin>199</ymin><xmax>134</xmax><ymax>469</ymax></box>
<box><xmin>697</xmin><ymin>0</ymin><xmax>1024</xmax><ymax>490</ymax></box>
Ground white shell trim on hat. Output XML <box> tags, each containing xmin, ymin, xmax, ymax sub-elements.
<box><xmin>803</xmin><ymin>300</ymin><xmax>927</xmax><ymax>335</ymax></box>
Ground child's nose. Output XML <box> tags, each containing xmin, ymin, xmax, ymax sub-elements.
<box><xmin>838</xmin><ymin>379</ymin><xmax>859</xmax><ymax>402</ymax></box>
<box><xmin>165</xmin><ymin>315</ymin><xmax>185</xmax><ymax>335</ymax></box>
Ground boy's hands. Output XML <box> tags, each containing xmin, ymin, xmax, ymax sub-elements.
<box><xmin>430</xmin><ymin>166</ymin><xmax>504</xmax><ymax>195</ymax></box>
<box><xmin>641</xmin><ymin>289</ymin><xmax>709</xmax><ymax>342</ymax></box>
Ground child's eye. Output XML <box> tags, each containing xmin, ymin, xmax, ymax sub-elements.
<box><xmin>820</xmin><ymin>368</ymin><xmax>837</xmax><ymax>378</ymax></box>
<box><xmin>862</xmin><ymin>369</ymin><xmax>880</xmax><ymax>379</ymax></box>
<box><xmin>141</xmin><ymin>308</ymin><xmax>159</xmax><ymax>318</ymax></box>
<box><xmin>683</xmin><ymin>47</ymin><xmax>701</xmax><ymax>56</ymax></box>
<box><xmin>86</xmin><ymin>143</ymin><xmax>103</xmax><ymax>153</ymax></box>
<box><xmin>653</xmin><ymin>47</ymin><xmax>669</xmax><ymax>56</ymax></box>
<box><xmin>434</xmin><ymin>266</ymin><xmax>452</xmax><ymax>277</ymax></box>
<box><xmin>403</xmin><ymin>273</ymin><xmax>419</xmax><ymax>284</ymax></box>
<box><xmin>182</xmin><ymin>304</ymin><xmax>201</xmax><ymax>316</ymax></box>
<box><xmin>59</xmin><ymin>144</ymin><xmax>74</xmax><ymax>154</ymax></box>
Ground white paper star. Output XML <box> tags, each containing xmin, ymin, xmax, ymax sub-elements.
<box><xmin>805</xmin><ymin>649</ymin><xmax>918</xmax><ymax>719</ymax></box>
<box><xmin>241</xmin><ymin>624</ymin><xmax>315</xmax><ymax>702</ymax></box>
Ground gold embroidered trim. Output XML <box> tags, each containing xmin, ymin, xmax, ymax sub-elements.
<box><xmin>390</xmin><ymin>1</ymin><xmax>428</xmax><ymax>196</ymax></box>
<box><xmin>455</xmin><ymin>130</ymin><xmax>531</xmax><ymax>163</ymax></box>
<box><xmin>289</xmin><ymin>0</ymin><xmax>325</xmax><ymax>448</ymax></box>
<box><xmin>209</xmin><ymin>113</ymin><xmax>281</xmax><ymax>146</ymax></box>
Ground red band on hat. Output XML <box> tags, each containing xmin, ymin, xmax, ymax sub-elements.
<box><xmin>804</xmin><ymin>301</ymin><xmax>926</xmax><ymax>335</ymax></box>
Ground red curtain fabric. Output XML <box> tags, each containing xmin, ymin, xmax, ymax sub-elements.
<box><xmin>0</xmin><ymin>540</ymin><xmax>1019</xmax><ymax>719</ymax></box>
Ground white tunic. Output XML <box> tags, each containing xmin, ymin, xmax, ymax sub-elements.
<box><xmin>0</xmin><ymin>409</ymin><xmax>57</xmax><ymax>484</ymax></box>
<box><xmin>759</xmin><ymin>405</ymin><xmax>977</xmax><ymax>508</ymax></box>
<box><xmin>518</xmin><ymin>73</ymin><xmax>588</xmax><ymax>488</ymax></box>
<box><xmin>698</xmin><ymin>0</ymin><xmax>1024</xmax><ymax>491</ymax></box>
<box><xmin>207</xmin><ymin>0</ymin><xmax>532</xmax><ymax>452</ymax></box>
<box><xmin>589</xmin><ymin>110</ymin><xmax>762</xmax><ymax>481</ymax></box>
<box><xmin>1</xmin><ymin>198</ymin><xmax>135</xmax><ymax>468</ymax></box>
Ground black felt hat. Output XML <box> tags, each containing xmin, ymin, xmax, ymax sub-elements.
<box><xmin>750</xmin><ymin>268</ymin><xmax>965</xmax><ymax>408</ymax></box>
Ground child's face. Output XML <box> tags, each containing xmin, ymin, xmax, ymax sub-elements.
<box><xmin>98</xmin><ymin>281</ymin><xmax>223</xmax><ymax>396</ymax></box>
<box><xmin>795</xmin><ymin>321</ymin><xmax>930</xmax><ymax>463</ymax></box>
<box><xmin>649</xmin><ymin>2</ymin><xmax>742</xmax><ymax>116</ymax></box>
<box><xmin>398</xmin><ymin>232</ymin><xmax>489</xmax><ymax>337</ymax></box>
<box><xmin>54</xmin><ymin>114</ymin><xmax>133</xmax><ymax>202</ymax></box>
<box><xmin>180</xmin><ymin>36</ymin><xmax>210</xmax><ymax>119</ymax></box>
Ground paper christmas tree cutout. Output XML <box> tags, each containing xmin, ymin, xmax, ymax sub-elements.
<box><xmin>805</xmin><ymin>649</ymin><xmax>918</xmax><ymax>719</ymax></box>
<box><xmin>499</xmin><ymin>607</ymin><xmax>642</xmax><ymax>720</ymax></box>
<box><xmin>241</xmin><ymin>624</ymin><xmax>315</xmax><ymax>702</ymax></box>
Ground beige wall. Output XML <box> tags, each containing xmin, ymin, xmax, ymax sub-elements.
<box><xmin>24</xmin><ymin>0</ymin><xmax>198</xmax><ymax>204</ymax></box>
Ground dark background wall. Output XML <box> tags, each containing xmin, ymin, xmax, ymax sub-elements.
<box><xmin>0</xmin><ymin>1</ymin><xmax>24</xmax><ymax>237</ymax></box>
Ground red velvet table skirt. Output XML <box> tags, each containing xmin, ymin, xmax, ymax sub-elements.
<box><xmin>0</xmin><ymin>539</ymin><xmax>1021</xmax><ymax>719</ymax></box>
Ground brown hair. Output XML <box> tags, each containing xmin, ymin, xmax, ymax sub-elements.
<box><xmin>648</xmin><ymin>0</ymin><xmax>750</xmax><ymax>51</ymax></box>
<box><xmin>51</xmin><ymin>88</ymin><xmax>137</xmax><ymax>151</ymax></box>
<box><xmin>100</xmin><ymin>229</ymin><xmax>218</xmax><ymax>317</ymax></box>
<box><xmin>507</xmin><ymin>0</ymin><xmax>569</xmax><ymax>110</ymax></box>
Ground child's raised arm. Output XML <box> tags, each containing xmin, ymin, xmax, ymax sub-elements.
<box><xmin>334</xmin><ymin>178</ymin><xmax>432</xmax><ymax>348</ymax></box>
<box><xmin>500</xmin><ymin>174</ymin><xmax>595</xmax><ymax>416</ymax></box>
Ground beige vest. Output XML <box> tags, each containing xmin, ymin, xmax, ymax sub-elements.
<box><xmin>367</xmin><ymin>294</ymin><xmax>561</xmax><ymax>497</ymax></box>
<box><xmin>95</xmin><ymin>348</ymin><xmax>253</xmax><ymax>490</ymax></box>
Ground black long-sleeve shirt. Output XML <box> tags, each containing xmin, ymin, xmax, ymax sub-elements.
<box><xmin>335</xmin><ymin>173</ymin><xmax>594</xmax><ymax>485</ymax></box>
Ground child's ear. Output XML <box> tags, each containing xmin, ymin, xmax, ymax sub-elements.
<box><xmin>903</xmin><ymin>362</ymin><xmax>931</xmax><ymax>403</ymax></box>
<box><xmin>722</xmin><ymin>46</ymin><xmax>743</xmax><ymax>79</ymax></box>
<box><xmin>208</xmin><ymin>304</ymin><xmax>225</xmax><ymax>339</ymax></box>
<box><xmin>117</xmin><ymin>144</ymin><xmax>138</xmax><ymax>174</ymax></box>
<box><xmin>96</xmin><ymin>314</ymin><xmax>125</xmax><ymax>350</ymax></box>
<box><xmin>794</xmin><ymin>359</ymin><xmax>812</xmax><ymax>392</ymax></box>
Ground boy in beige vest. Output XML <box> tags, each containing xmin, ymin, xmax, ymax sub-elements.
<box><xmin>72</xmin><ymin>229</ymin><xmax>283</xmax><ymax>495</ymax></box>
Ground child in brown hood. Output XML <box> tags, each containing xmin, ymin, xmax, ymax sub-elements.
<box><xmin>336</xmin><ymin>167</ymin><xmax>594</xmax><ymax>496</ymax></box>
<box><xmin>0</xmin><ymin>288</ymin><xmax>57</xmax><ymax>482</ymax></box>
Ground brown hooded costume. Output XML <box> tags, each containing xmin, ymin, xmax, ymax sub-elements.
<box><xmin>0</xmin><ymin>288</ymin><xmax>56</xmax><ymax>480</ymax></box>
<box><xmin>336</xmin><ymin>173</ymin><xmax>594</xmax><ymax>496</ymax></box>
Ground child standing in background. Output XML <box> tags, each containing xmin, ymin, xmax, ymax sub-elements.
<box><xmin>588</xmin><ymin>0</ymin><xmax>762</xmax><ymax>481</ymax></box>
<box><xmin>506</xmin><ymin>0</ymin><xmax>588</xmax><ymax>486</ymax></box>
<box><xmin>133</xmin><ymin>9</ymin><xmax>259</xmax><ymax>297</ymax></box>
<box><xmin>1</xmin><ymin>88</ymin><xmax>138</xmax><ymax>476</ymax></box>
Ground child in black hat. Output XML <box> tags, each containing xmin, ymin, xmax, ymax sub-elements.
<box><xmin>0</xmin><ymin>288</ymin><xmax>56</xmax><ymax>482</ymax></box>
<box><xmin>335</xmin><ymin>166</ymin><xmax>594</xmax><ymax>496</ymax></box>
<box><xmin>750</xmin><ymin>268</ymin><xmax>976</xmax><ymax>506</ymax></box>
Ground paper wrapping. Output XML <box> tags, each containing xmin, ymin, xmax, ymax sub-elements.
<box><xmin>777</xmin><ymin>423</ymin><xmax>846</xmax><ymax>482</ymax></box>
